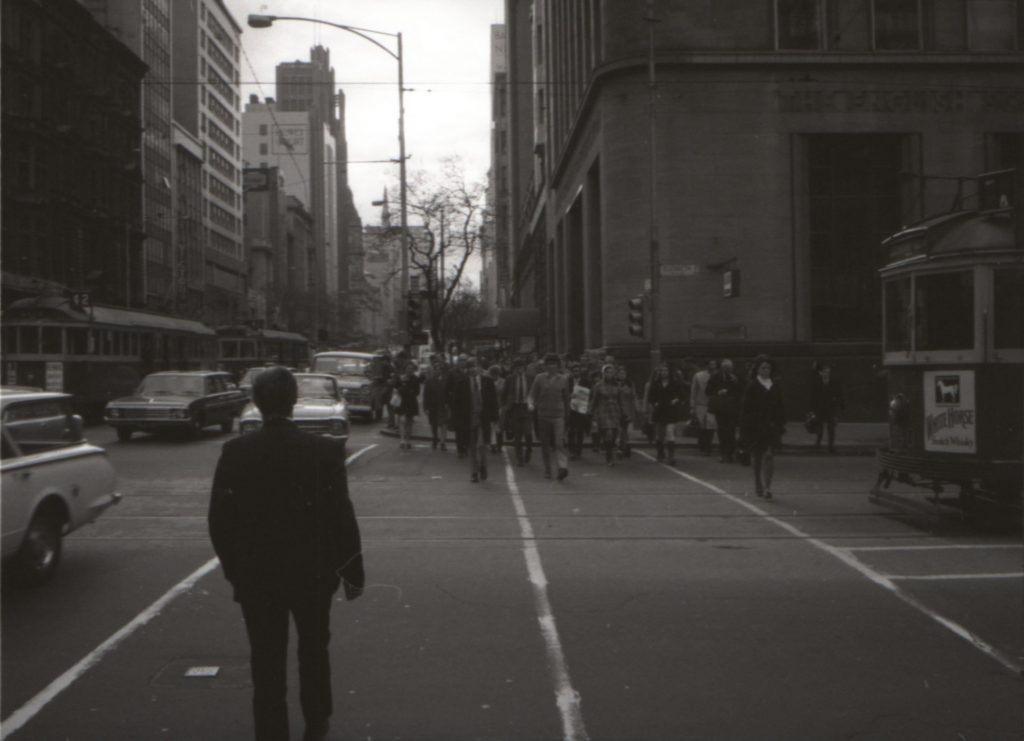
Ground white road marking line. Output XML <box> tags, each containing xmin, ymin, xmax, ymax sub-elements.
<box><xmin>847</xmin><ymin>544</ymin><xmax>1022</xmax><ymax>552</ymax></box>
<box><xmin>637</xmin><ymin>450</ymin><xmax>1023</xmax><ymax>676</ymax></box>
<box><xmin>0</xmin><ymin>444</ymin><xmax>378</xmax><ymax>738</ymax></box>
<box><xmin>503</xmin><ymin>449</ymin><xmax>589</xmax><ymax>741</ymax></box>
<box><xmin>888</xmin><ymin>572</ymin><xmax>1024</xmax><ymax>581</ymax></box>
<box><xmin>0</xmin><ymin>558</ymin><xmax>220</xmax><ymax>739</ymax></box>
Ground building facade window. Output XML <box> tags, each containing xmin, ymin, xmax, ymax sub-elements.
<box><xmin>968</xmin><ymin>0</ymin><xmax>1018</xmax><ymax>50</ymax></box>
<box><xmin>808</xmin><ymin>134</ymin><xmax>904</xmax><ymax>342</ymax></box>
<box><xmin>776</xmin><ymin>0</ymin><xmax>822</xmax><ymax>50</ymax></box>
<box><xmin>873</xmin><ymin>0</ymin><xmax>921</xmax><ymax>50</ymax></box>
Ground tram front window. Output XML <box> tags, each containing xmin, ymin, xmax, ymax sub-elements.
<box><xmin>994</xmin><ymin>267</ymin><xmax>1024</xmax><ymax>349</ymax></box>
<box><xmin>884</xmin><ymin>278</ymin><xmax>911</xmax><ymax>351</ymax></box>
<box><xmin>915</xmin><ymin>271</ymin><xmax>974</xmax><ymax>351</ymax></box>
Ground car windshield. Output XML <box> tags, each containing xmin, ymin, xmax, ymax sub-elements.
<box><xmin>137</xmin><ymin>375</ymin><xmax>205</xmax><ymax>397</ymax></box>
<box><xmin>313</xmin><ymin>357</ymin><xmax>368</xmax><ymax>376</ymax></box>
<box><xmin>297</xmin><ymin>376</ymin><xmax>338</xmax><ymax>399</ymax></box>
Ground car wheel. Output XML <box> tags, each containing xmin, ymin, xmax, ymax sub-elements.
<box><xmin>220</xmin><ymin>416</ymin><xmax>235</xmax><ymax>434</ymax></box>
<box><xmin>116</xmin><ymin>427</ymin><xmax>133</xmax><ymax>442</ymax></box>
<box><xmin>14</xmin><ymin>509</ymin><xmax>63</xmax><ymax>587</ymax></box>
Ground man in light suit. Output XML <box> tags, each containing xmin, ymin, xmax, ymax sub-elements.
<box><xmin>209</xmin><ymin>366</ymin><xmax>364</xmax><ymax>741</ymax></box>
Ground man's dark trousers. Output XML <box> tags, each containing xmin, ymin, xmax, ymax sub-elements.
<box><xmin>241</xmin><ymin>585</ymin><xmax>335</xmax><ymax>741</ymax></box>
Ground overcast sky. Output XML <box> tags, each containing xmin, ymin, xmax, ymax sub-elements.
<box><xmin>224</xmin><ymin>0</ymin><xmax>504</xmax><ymax>228</ymax></box>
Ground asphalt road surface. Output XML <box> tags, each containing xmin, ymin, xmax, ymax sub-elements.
<box><xmin>2</xmin><ymin>421</ymin><xmax>1021</xmax><ymax>740</ymax></box>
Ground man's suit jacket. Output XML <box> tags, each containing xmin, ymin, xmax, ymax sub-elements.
<box><xmin>447</xmin><ymin>374</ymin><xmax>499</xmax><ymax>433</ymax></box>
<box><xmin>209</xmin><ymin>417</ymin><xmax>364</xmax><ymax>602</ymax></box>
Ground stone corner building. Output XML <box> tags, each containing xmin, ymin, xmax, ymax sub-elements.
<box><xmin>500</xmin><ymin>0</ymin><xmax>1024</xmax><ymax>418</ymax></box>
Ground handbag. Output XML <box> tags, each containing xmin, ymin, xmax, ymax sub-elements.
<box><xmin>389</xmin><ymin>389</ymin><xmax>402</xmax><ymax>409</ymax></box>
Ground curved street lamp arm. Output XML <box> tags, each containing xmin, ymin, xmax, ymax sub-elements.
<box><xmin>251</xmin><ymin>15</ymin><xmax>399</xmax><ymax>60</ymax></box>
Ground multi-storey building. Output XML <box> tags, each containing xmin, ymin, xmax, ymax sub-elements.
<box><xmin>502</xmin><ymin>0</ymin><xmax>1024</xmax><ymax>418</ymax></box>
<box><xmin>484</xmin><ymin>24</ymin><xmax>511</xmax><ymax>313</ymax></box>
<box><xmin>273</xmin><ymin>46</ymin><xmax>362</xmax><ymax>343</ymax></box>
<box><xmin>243</xmin><ymin>96</ymin><xmax>337</xmax><ymax>343</ymax></box>
<box><xmin>173</xmin><ymin>121</ymin><xmax>205</xmax><ymax>318</ymax></box>
<box><xmin>1</xmin><ymin>0</ymin><xmax>145</xmax><ymax>308</ymax></box>
<box><xmin>81</xmin><ymin>0</ymin><xmax>175</xmax><ymax>312</ymax></box>
<box><xmin>172</xmin><ymin>0</ymin><xmax>245</xmax><ymax>327</ymax></box>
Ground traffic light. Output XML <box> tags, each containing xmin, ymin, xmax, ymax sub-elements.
<box><xmin>406</xmin><ymin>293</ymin><xmax>423</xmax><ymax>334</ymax></box>
<box><xmin>627</xmin><ymin>294</ymin><xmax>645</xmax><ymax>337</ymax></box>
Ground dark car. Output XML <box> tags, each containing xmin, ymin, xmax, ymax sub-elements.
<box><xmin>311</xmin><ymin>351</ymin><xmax>389</xmax><ymax>420</ymax></box>
<box><xmin>103</xmin><ymin>371</ymin><xmax>248</xmax><ymax>441</ymax></box>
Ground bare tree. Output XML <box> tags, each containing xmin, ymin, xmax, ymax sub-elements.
<box><xmin>402</xmin><ymin>157</ymin><xmax>489</xmax><ymax>350</ymax></box>
<box><xmin>443</xmin><ymin>282</ymin><xmax>491</xmax><ymax>353</ymax></box>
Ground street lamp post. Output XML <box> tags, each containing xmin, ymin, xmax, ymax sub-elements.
<box><xmin>247</xmin><ymin>13</ymin><xmax>410</xmax><ymax>319</ymax></box>
<box><xmin>644</xmin><ymin>2</ymin><xmax>661</xmax><ymax>368</ymax></box>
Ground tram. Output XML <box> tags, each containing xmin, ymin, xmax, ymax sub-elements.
<box><xmin>1</xmin><ymin>294</ymin><xmax>218</xmax><ymax>419</ymax></box>
<box><xmin>215</xmin><ymin>325</ymin><xmax>310</xmax><ymax>378</ymax></box>
<box><xmin>872</xmin><ymin>171</ymin><xmax>1022</xmax><ymax>521</ymax></box>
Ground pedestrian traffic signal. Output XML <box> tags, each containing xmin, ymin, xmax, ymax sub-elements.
<box><xmin>406</xmin><ymin>293</ymin><xmax>423</xmax><ymax>334</ymax></box>
<box><xmin>628</xmin><ymin>294</ymin><xmax>645</xmax><ymax>337</ymax></box>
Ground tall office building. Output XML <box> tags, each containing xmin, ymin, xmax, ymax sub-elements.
<box><xmin>484</xmin><ymin>24</ymin><xmax>510</xmax><ymax>312</ymax></box>
<box><xmin>243</xmin><ymin>96</ymin><xmax>337</xmax><ymax>344</ymax></box>
<box><xmin>81</xmin><ymin>0</ymin><xmax>174</xmax><ymax>309</ymax></box>
<box><xmin>172</xmin><ymin>0</ymin><xmax>245</xmax><ymax>327</ymax></box>
<box><xmin>1</xmin><ymin>0</ymin><xmax>145</xmax><ymax>308</ymax></box>
<box><xmin>502</xmin><ymin>0</ymin><xmax>1024</xmax><ymax>418</ymax></box>
<box><xmin>274</xmin><ymin>46</ymin><xmax>362</xmax><ymax>343</ymax></box>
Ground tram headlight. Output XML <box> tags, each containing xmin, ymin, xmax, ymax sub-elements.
<box><xmin>888</xmin><ymin>393</ymin><xmax>910</xmax><ymax>425</ymax></box>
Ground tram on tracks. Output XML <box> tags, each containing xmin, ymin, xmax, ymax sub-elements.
<box><xmin>1</xmin><ymin>294</ymin><xmax>218</xmax><ymax>419</ymax></box>
<box><xmin>215</xmin><ymin>325</ymin><xmax>311</xmax><ymax>378</ymax></box>
<box><xmin>872</xmin><ymin>171</ymin><xmax>1022</xmax><ymax>521</ymax></box>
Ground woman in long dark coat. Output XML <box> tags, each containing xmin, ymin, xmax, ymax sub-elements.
<box><xmin>646</xmin><ymin>363</ymin><xmax>685</xmax><ymax>465</ymax></box>
<box><xmin>739</xmin><ymin>355</ymin><xmax>786</xmax><ymax>499</ymax></box>
<box><xmin>395</xmin><ymin>363</ymin><xmax>422</xmax><ymax>450</ymax></box>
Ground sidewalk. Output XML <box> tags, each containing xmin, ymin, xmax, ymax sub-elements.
<box><xmin>377</xmin><ymin>417</ymin><xmax>887</xmax><ymax>456</ymax></box>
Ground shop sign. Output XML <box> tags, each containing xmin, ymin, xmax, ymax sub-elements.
<box><xmin>923</xmin><ymin>370</ymin><xmax>976</xmax><ymax>454</ymax></box>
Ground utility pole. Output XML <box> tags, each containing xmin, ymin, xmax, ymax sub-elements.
<box><xmin>645</xmin><ymin>1</ymin><xmax>662</xmax><ymax>367</ymax></box>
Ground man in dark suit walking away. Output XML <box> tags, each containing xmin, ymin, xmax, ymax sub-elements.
<box><xmin>209</xmin><ymin>366</ymin><xmax>364</xmax><ymax>741</ymax></box>
<box><xmin>448</xmin><ymin>358</ymin><xmax>500</xmax><ymax>482</ymax></box>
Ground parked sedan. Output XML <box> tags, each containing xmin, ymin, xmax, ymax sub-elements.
<box><xmin>104</xmin><ymin>371</ymin><xmax>248</xmax><ymax>441</ymax></box>
<box><xmin>1</xmin><ymin>388</ymin><xmax>122</xmax><ymax>586</ymax></box>
<box><xmin>239</xmin><ymin>373</ymin><xmax>350</xmax><ymax>450</ymax></box>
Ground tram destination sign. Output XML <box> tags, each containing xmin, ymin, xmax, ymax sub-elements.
<box><xmin>923</xmin><ymin>370</ymin><xmax>976</xmax><ymax>454</ymax></box>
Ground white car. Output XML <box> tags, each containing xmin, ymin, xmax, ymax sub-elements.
<box><xmin>1</xmin><ymin>389</ymin><xmax>122</xmax><ymax>586</ymax></box>
<box><xmin>238</xmin><ymin>373</ymin><xmax>350</xmax><ymax>450</ymax></box>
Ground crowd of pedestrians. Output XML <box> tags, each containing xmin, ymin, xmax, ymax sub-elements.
<box><xmin>377</xmin><ymin>349</ymin><xmax>843</xmax><ymax>498</ymax></box>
